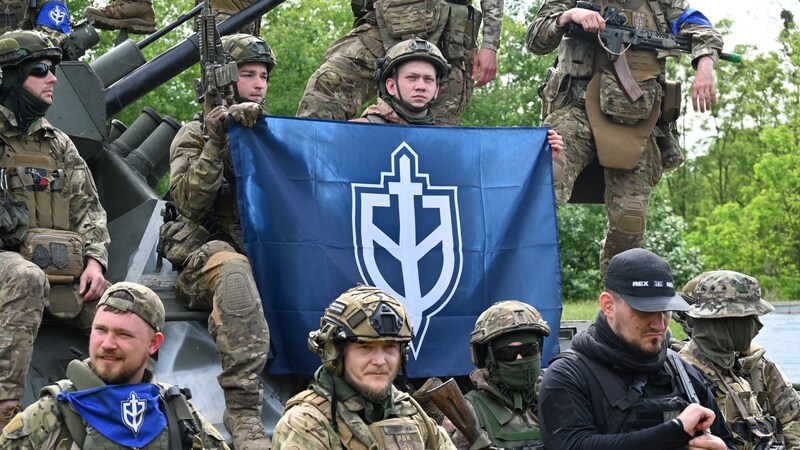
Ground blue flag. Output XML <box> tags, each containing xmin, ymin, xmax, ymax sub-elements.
<box><xmin>672</xmin><ymin>8</ymin><xmax>713</xmax><ymax>34</ymax></box>
<box><xmin>230</xmin><ymin>116</ymin><xmax>562</xmax><ymax>377</ymax></box>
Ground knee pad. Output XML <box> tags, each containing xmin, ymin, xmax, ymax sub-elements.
<box><xmin>611</xmin><ymin>199</ymin><xmax>646</xmax><ymax>235</ymax></box>
<box><xmin>213</xmin><ymin>257</ymin><xmax>260</xmax><ymax>318</ymax></box>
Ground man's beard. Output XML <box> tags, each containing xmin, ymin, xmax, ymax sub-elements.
<box><xmin>89</xmin><ymin>360</ymin><xmax>139</xmax><ymax>385</ymax></box>
<box><xmin>344</xmin><ymin>371</ymin><xmax>394</xmax><ymax>403</ymax></box>
<box><xmin>621</xmin><ymin>332</ymin><xmax>665</xmax><ymax>360</ymax></box>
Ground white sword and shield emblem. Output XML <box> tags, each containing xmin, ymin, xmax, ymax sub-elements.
<box><xmin>352</xmin><ymin>142</ymin><xmax>463</xmax><ymax>359</ymax></box>
<box><xmin>121</xmin><ymin>391</ymin><xmax>146</xmax><ymax>436</ymax></box>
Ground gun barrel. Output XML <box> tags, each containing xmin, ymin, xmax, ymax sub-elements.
<box><xmin>105</xmin><ymin>0</ymin><xmax>286</xmax><ymax>118</ymax></box>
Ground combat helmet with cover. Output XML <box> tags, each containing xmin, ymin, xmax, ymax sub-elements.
<box><xmin>0</xmin><ymin>30</ymin><xmax>61</xmax><ymax>70</ymax></box>
<box><xmin>470</xmin><ymin>300</ymin><xmax>550</xmax><ymax>368</ymax></box>
<box><xmin>222</xmin><ymin>33</ymin><xmax>277</xmax><ymax>73</ymax></box>
<box><xmin>375</xmin><ymin>38</ymin><xmax>450</xmax><ymax>98</ymax></box>
<box><xmin>673</xmin><ymin>272</ymin><xmax>710</xmax><ymax>336</ymax></box>
<box><xmin>686</xmin><ymin>270</ymin><xmax>774</xmax><ymax>319</ymax></box>
<box><xmin>308</xmin><ymin>284</ymin><xmax>413</xmax><ymax>376</ymax></box>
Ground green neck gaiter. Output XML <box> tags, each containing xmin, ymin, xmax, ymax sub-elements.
<box><xmin>491</xmin><ymin>354</ymin><xmax>541</xmax><ymax>411</ymax></box>
<box><xmin>1</xmin><ymin>61</ymin><xmax>51</xmax><ymax>132</ymax></box>
<box><xmin>316</xmin><ymin>368</ymin><xmax>394</xmax><ymax>424</ymax></box>
<box><xmin>384</xmin><ymin>95</ymin><xmax>435</xmax><ymax>125</ymax></box>
<box><xmin>692</xmin><ymin>316</ymin><xmax>762</xmax><ymax>369</ymax></box>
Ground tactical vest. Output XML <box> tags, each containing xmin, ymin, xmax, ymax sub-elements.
<box><xmin>557</xmin><ymin>349</ymin><xmax>692</xmax><ymax>434</ymax></box>
<box><xmin>0</xmin><ymin>132</ymin><xmax>71</xmax><ymax>231</ymax></box>
<box><xmin>681</xmin><ymin>343</ymin><xmax>782</xmax><ymax>450</ymax></box>
<box><xmin>0</xmin><ymin>0</ymin><xmax>34</xmax><ymax>33</ymax></box>
<box><xmin>285</xmin><ymin>385</ymin><xmax>438</xmax><ymax>450</ymax></box>
<box><xmin>465</xmin><ymin>390</ymin><xmax>543</xmax><ymax>449</ymax></box>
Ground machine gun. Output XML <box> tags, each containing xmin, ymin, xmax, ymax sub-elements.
<box><xmin>566</xmin><ymin>1</ymin><xmax>741</xmax><ymax>101</ymax></box>
<box><xmin>194</xmin><ymin>0</ymin><xmax>239</xmax><ymax>125</ymax></box>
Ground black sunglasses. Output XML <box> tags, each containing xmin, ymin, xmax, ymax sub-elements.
<box><xmin>493</xmin><ymin>342</ymin><xmax>540</xmax><ymax>362</ymax></box>
<box><xmin>29</xmin><ymin>62</ymin><xmax>56</xmax><ymax>78</ymax></box>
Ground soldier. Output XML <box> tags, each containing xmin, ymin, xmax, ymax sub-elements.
<box><xmin>353</xmin><ymin>38</ymin><xmax>565</xmax><ymax>153</ymax></box>
<box><xmin>538</xmin><ymin>248</ymin><xmax>734</xmax><ymax>449</ymax></box>
<box><xmin>0</xmin><ymin>30</ymin><xmax>110</xmax><ymax>428</ymax></box>
<box><xmin>526</xmin><ymin>1</ymin><xmax>723</xmax><ymax>273</ymax></box>
<box><xmin>272</xmin><ymin>285</ymin><xmax>457</xmax><ymax>450</ymax></box>
<box><xmin>296</xmin><ymin>0</ymin><xmax>504</xmax><ymax>125</ymax></box>
<box><xmin>0</xmin><ymin>282</ymin><xmax>231</xmax><ymax>449</ymax></box>
<box><xmin>678</xmin><ymin>270</ymin><xmax>800</xmax><ymax>450</ymax></box>
<box><xmin>162</xmin><ymin>33</ymin><xmax>272</xmax><ymax>449</ymax></box>
<box><xmin>84</xmin><ymin>0</ymin><xmax>261</xmax><ymax>36</ymax></box>
<box><xmin>442</xmin><ymin>300</ymin><xmax>550</xmax><ymax>449</ymax></box>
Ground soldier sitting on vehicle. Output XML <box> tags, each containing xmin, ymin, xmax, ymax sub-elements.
<box><xmin>272</xmin><ymin>284</ymin><xmax>457</xmax><ymax>450</ymax></box>
<box><xmin>0</xmin><ymin>282</ymin><xmax>230</xmax><ymax>449</ymax></box>
<box><xmin>160</xmin><ymin>33</ymin><xmax>273</xmax><ymax>449</ymax></box>
<box><xmin>678</xmin><ymin>270</ymin><xmax>800</xmax><ymax>450</ymax></box>
<box><xmin>440</xmin><ymin>300</ymin><xmax>550</xmax><ymax>450</ymax></box>
<box><xmin>0</xmin><ymin>29</ymin><xmax>110</xmax><ymax>429</ymax></box>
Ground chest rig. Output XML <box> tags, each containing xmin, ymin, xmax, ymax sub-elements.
<box><xmin>465</xmin><ymin>389</ymin><xmax>543</xmax><ymax>449</ymax></box>
<box><xmin>0</xmin><ymin>132</ymin><xmax>71</xmax><ymax>230</ymax></box>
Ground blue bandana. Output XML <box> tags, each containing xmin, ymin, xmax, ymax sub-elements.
<box><xmin>36</xmin><ymin>1</ymin><xmax>72</xmax><ymax>35</ymax></box>
<box><xmin>671</xmin><ymin>8</ymin><xmax>713</xmax><ymax>35</ymax></box>
<box><xmin>57</xmin><ymin>384</ymin><xmax>167</xmax><ymax>447</ymax></box>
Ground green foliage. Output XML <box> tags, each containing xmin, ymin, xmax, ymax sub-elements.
<box><xmin>557</xmin><ymin>204</ymin><xmax>604</xmax><ymax>302</ymax></box>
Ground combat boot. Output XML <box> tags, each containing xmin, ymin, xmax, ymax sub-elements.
<box><xmin>84</xmin><ymin>0</ymin><xmax>156</xmax><ymax>34</ymax></box>
<box><xmin>0</xmin><ymin>403</ymin><xmax>21</xmax><ymax>430</ymax></box>
<box><xmin>223</xmin><ymin>409</ymin><xmax>271</xmax><ymax>450</ymax></box>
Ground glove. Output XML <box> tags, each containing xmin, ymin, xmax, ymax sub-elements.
<box><xmin>204</xmin><ymin>105</ymin><xmax>229</xmax><ymax>146</ymax></box>
<box><xmin>228</xmin><ymin>102</ymin><xmax>264</xmax><ymax>127</ymax></box>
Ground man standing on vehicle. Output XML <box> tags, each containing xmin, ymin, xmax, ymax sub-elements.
<box><xmin>0</xmin><ymin>282</ymin><xmax>231</xmax><ymax>449</ymax></box>
<box><xmin>0</xmin><ymin>29</ymin><xmax>110</xmax><ymax>428</ymax></box>
<box><xmin>678</xmin><ymin>270</ymin><xmax>800</xmax><ymax>449</ymax></box>
<box><xmin>163</xmin><ymin>33</ymin><xmax>272</xmax><ymax>449</ymax></box>
<box><xmin>526</xmin><ymin>0</ymin><xmax>723</xmax><ymax>273</ymax></box>
<box><xmin>296</xmin><ymin>0</ymin><xmax>503</xmax><ymax>125</ymax></box>
<box><xmin>353</xmin><ymin>37</ymin><xmax>565</xmax><ymax>153</ymax></box>
<box><xmin>272</xmin><ymin>284</ymin><xmax>457</xmax><ymax>450</ymax></box>
<box><xmin>538</xmin><ymin>248</ymin><xmax>735</xmax><ymax>450</ymax></box>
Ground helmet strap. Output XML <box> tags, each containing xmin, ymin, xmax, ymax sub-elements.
<box><xmin>328</xmin><ymin>370</ymin><xmax>340</xmax><ymax>433</ymax></box>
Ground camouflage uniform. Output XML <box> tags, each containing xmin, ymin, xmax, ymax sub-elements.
<box><xmin>0</xmin><ymin>282</ymin><xmax>230</xmax><ymax>449</ymax></box>
<box><xmin>167</xmin><ymin>33</ymin><xmax>272</xmax><ymax>448</ymax></box>
<box><xmin>0</xmin><ymin>32</ymin><xmax>109</xmax><ymax>410</ymax></box>
<box><xmin>678</xmin><ymin>271</ymin><xmax>800</xmax><ymax>450</ymax></box>
<box><xmin>526</xmin><ymin>0</ymin><xmax>723</xmax><ymax>273</ymax></box>
<box><xmin>296</xmin><ymin>0</ymin><xmax>503</xmax><ymax>125</ymax></box>
<box><xmin>351</xmin><ymin>98</ymin><xmax>409</xmax><ymax>123</ymax></box>
<box><xmin>443</xmin><ymin>300</ymin><xmax>549</xmax><ymax>450</ymax></box>
<box><xmin>273</xmin><ymin>285</ymin><xmax>457</xmax><ymax>450</ymax></box>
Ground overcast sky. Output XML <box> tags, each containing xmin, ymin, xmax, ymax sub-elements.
<box><xmin>690</xmin><ymin>0</ymin><xmax>800</xmax><ymax>52</ymax></box>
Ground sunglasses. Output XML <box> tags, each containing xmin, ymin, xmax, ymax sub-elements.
<box><xmin>29</xmin><ymin>62</ymin><xmax>56</xmax><ymax>78</ymax></box>
<box><xmin>493</xmin><ymin>342</ymin><xmax>540</xmax><ymax>362</ymax></box>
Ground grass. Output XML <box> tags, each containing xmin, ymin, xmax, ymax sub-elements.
<box><xmin>561</xmin><ymin>299</ymin><xmax>688</xmax><ymax>341</ymax></box>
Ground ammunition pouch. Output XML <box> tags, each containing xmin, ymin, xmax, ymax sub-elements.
<box><xmin>661</xmin><ymin>80</ymin><xmax>682</xmax><ymax>123</ymax></box>
<box><xmin>598</xmin><ymin>68</ymin><xmax>661</xmax><ymax>125</ymax></box>
<box><xmin>47</xmin><ymin>283</ymin><xmax>84</xmax><ymax>319</ymax></box>
<box><xmin>0</xmin><ymin>192</ymin><xmax>28</xmax><ymax>250</ymax></box>
<box><xmin>441</xmin><ymin>2</ymin><xmax>480</xmax><ymax>63</ymax></box>
<box><xmin>731</xmin><ymin>415</ymin><xmax>781</xmax><ymax>450</ymax></box>
<box><xmin>20</xmin><ymin>228</ymin><xmax>85</xmax><ymax>279</ymax></box>
<box><xmin>375</xmin><ymin>0</ymin><xmax>446</xmax><ymax>49</ymax></box>
<box><xmin>157</xmin><ymin>215</ymin><xmax>216</xmax><ymax>268</ymax></box>
<box><xmin>539</xmin><ymin>67</ymin><xmax>572</xmax><ymax>121</ymax></box>
<box><xmin>655</xmin><ymin>121</ymin><xmax>684</xmax><ymax>171</ymax></box>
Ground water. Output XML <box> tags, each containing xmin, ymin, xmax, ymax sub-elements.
<box><xmin>752</xmin><ymin>303</ymin><xmax>800</xmax><ymax>383</ymax></box>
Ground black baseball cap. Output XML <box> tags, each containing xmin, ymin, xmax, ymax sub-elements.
<box><xmin>604</xmin><ymin>248</ymin><xmax>689</xmax><ymax>313</ymax></box>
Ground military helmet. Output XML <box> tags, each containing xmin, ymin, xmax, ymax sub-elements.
<box><xmin>308</xmin><ymin>285</ymin><xmax>413</xmax><ymax>375</ymax></box>
<box><xmin>375</xmin><ymin>38</ymin><xmax>450</xmax><ymax>94</ymax></box>
<box><xmin>470</xmin><ymin>300</ymin><xmax>550</xmax><ymax>367</ymax></box>
<box><xmin>222</xmin><ymin>33</ymin><xmax>276</xmax><ymax>72</ymax></box>
<box><xmin>686</xmin><ymin>270</ymin><xmax>775</xmax><ymax>319</ymax></box>
<box><xmin>0</xmin><ymin>30</ymin><xmax>61</xmax><ymax>69</ymax></box>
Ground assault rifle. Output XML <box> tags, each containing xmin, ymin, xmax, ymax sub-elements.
<box><xmin>418</xmin><ymin>378</ymin><xmax>494</xmax><ymax>450</ymax></box>
<box><xmin>194</xmin><ymin>0</ymin><xmax>238</xmax><ymax>128</ymax></box>
<box><xmin>566</xmin><ymin>1</ymin><xmax>741</xmax><ymax>101</ymax></box>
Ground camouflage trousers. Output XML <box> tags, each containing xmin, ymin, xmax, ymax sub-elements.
<box><xmin>0</xmin><ymin>252</ymin><xmax>48</xmax><ymax>402</ymax></box>
<box><xmin>295</xmin><ymin>22</ymin><xmax>474</xmax><ymax>126</ymax></box>
<box><xmin>203</xmin><ymin>0</ymin><xmax>260</xmax><ymax>35</ymax></box>
<box><xmin>175</xmin><ymin>240</ymin><xmax>269</xmax><ymax>414</ymax></box>
<box><xmin>547</xmin><ymin>105</ymin><xmax>663</xmax><ymax>274</ymax></box>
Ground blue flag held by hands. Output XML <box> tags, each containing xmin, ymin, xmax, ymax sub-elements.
<box><xmin>230</xmin><ymin>116</ymin><xmax>563</xmax><ymax>377</ymax></box>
